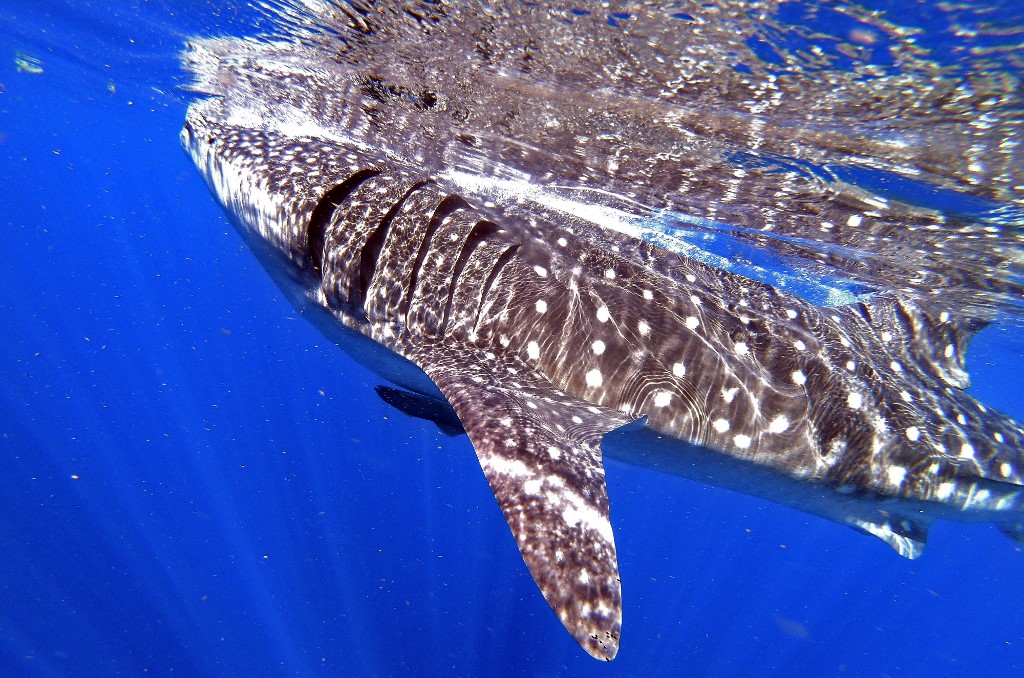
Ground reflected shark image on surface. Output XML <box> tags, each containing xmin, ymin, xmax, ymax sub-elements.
<box><xmin>180</xmin><ymin>0</ymin><xmax>1024</xmax><ymax>660</ymax></box>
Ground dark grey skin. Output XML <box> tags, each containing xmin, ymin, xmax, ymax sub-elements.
<box><xmin>180</xmin><ymin>1</ymin><xmax>1024</xmax><ymax>660</ymax></box>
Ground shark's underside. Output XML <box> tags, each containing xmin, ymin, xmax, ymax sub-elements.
<box><xmin>180</xmin><ymin>0</ymin><xmax>1024</xmax><ymax>660</ymax></box>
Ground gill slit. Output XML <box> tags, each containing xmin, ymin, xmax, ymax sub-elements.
<box><xmin>472</xmin><ymin>242</ymin><xmax>521</xmax><ymax>336</ymax></box>
<box><xmin>403</xmin><ymin>194</ymin><xmax>470</xmax><ymax>324</ymax></box>
<box><xmin>306</xmin><ymin>168</ymin><xmax>381</xmax><ymax>277</ymax></box>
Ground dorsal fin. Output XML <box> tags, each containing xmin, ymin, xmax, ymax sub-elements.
<box><xmin>850</xmin><ymin>293</ymin><xmax>987</xmax><ymax>390</ymax></box>
<box><xmin>406</xmin><ymin>340</ymin><xmax>634</xmax><ymax>660</ymax></box>
<box><xmin>905</xmin><ymin>300</ymin><xmax>988</xmax><ymax>390</ymax></box>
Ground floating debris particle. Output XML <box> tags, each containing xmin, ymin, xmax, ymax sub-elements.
<box><xmin>14</xmin><ymin>51</ymin><xmax>43</xmax><ymax>75</ymax></box>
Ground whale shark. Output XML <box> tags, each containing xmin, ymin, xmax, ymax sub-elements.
<box><xmin>180</xmin><ymin>1</ymin><xmax>1024</xmax><ymax>660</ymax></box>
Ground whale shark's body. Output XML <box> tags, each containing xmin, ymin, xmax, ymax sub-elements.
<box><xmin>180</xmin><ymin>1</ymin><xmax>1024</xmax><ymax>659</ymax></box>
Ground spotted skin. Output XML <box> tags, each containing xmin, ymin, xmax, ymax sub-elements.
<box><xmin>180</xmin><ymin>1</ymin><xmax>1024</xmax><ymax>661</ymax></box>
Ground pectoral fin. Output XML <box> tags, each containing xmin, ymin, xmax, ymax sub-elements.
<box><xmin>408</xmin><ymin>341</ymin><xmax>634</xmax><ymax>660</ymax></box>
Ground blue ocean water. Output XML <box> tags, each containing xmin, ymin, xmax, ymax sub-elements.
<box><xmin>1</xmin><ymin>1</ymin><xmax>1022</xmax><ymax>676</ymax></box>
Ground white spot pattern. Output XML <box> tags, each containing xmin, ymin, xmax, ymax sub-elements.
<box><xmin>887</xmin><ymin>466</ymin><xmax>906</xmax><ymax>486</ymax></box>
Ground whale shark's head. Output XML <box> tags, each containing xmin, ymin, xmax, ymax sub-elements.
<box><xmin>179</xmin><ymin>38</ymin><xmax>394</xmax><ymax>301</ymax></box>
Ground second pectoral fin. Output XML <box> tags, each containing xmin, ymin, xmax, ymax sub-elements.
<box><xmin>374</xmin><ymin>385</ymin><xmax>466</xmax><ymax>437</ymax></box>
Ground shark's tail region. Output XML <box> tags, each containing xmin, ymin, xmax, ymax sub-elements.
<box><xmin>852</xmin><ymin>293</ymin><xmax>1024</xmax><ymax>544</ymax></box>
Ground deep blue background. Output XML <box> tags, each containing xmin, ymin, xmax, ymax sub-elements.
<box><xmin>1</xmin><ymin>2</ymin><xmax>1021</xmax><ymax>676</ymax></box>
